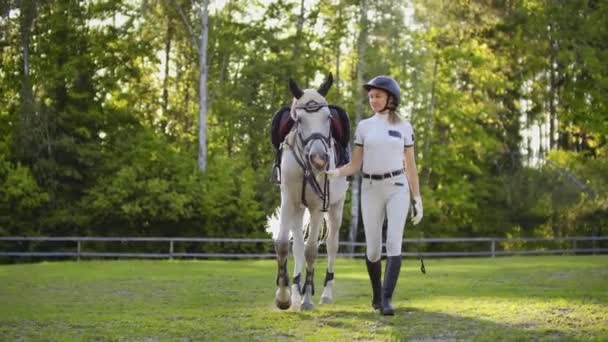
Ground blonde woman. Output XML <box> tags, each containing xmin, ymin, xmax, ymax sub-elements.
<box><xmin>325</xmin><ymin>76</ymin><xmax>423</xmax><ymax>315</ymax></box>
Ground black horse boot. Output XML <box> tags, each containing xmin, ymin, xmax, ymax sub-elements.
<box><xmin>381</xmin><ymin>255</ymin><xmax>402</xmax><ymax>316</ymax></box>
<box><xmin>365</xmin><ymin>257</ymin><xmax>382</xmax><ymax>310</ymax></box>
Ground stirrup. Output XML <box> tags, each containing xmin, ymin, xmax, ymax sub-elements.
<box><xmin>270</xmin><ymin>164</ymin><xmax>281</xmax><ymax>185</ymax></box>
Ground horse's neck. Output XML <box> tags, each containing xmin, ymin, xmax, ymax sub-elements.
<box><xmin>284</xmin><ymin>130</ymin><xmax>296</xmax><ymax>147</ymax></box>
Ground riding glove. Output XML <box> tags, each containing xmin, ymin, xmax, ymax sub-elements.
<box><xmin>411</xmin><ymin>196</ymin><xmax>423</xmax><ymax>225</ymax></box>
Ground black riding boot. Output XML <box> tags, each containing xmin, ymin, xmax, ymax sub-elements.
<box><xmin>381</xmin><ymin>255</ymin><xmax>402</xmax><ymax>316</ymax></box>
<box><xmin>365</xmin><ymin>257</ymin><xmax>382</xmax><ymax>310</ymax></box>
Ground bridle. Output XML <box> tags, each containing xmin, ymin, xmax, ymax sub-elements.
<box><xmin>288</xmin><ymin>100</ymin><xmax>333</xmax><ymax>212</ymax></box>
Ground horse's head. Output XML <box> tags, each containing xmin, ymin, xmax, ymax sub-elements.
<box><xmin>289</xmin><ymin>73</ymin><xmax>333</xmax><ymax>171</ymax></box>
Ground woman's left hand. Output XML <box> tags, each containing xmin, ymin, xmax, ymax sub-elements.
<box><xmin>411</xmin><ymin>196</ymin><xmax>423</xmax><ymax>225</ymax></box>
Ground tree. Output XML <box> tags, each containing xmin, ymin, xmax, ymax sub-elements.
<box><xmin>348</xmin><ymin>0</ymin><xmax>368</xmax><ymax>253</ymax></box>
<box><xmin>171</xmin><ymin>0</ymin><xmax>209</xmax><ymax>171</ymax></box>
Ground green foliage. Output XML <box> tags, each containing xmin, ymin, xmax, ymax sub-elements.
<box><xmin>0</xmin><ymin>0</ymin><xmax>606</xmax><ymax>249</ymax></box>
<box><xmin>82</xmin><ymin>129</ymin><xmax>265</xmax><ymax>239</ymax></box>
<box><xmin>84</xmin><ymin>130</ymin><xmax>200</xmax><ymax>232</ymax></box>
<box><xmin>0</xmin><ymin>139</ymin><xmax>49</xmax><ymax>236</ymax></box>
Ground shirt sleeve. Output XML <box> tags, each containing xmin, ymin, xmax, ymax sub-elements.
<box><xmin>403</xmin><ymin>121</ymin><xmax>414</xmax><ymax>147</ymax></box>
<box><xmin>354</xmin><ymin>122</ymin><xmax>364</xmax><ymax>146</ymax></box>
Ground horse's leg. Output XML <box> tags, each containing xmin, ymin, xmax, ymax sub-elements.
<box><xmin>320</xmin><ymin>199</ymin><xmax>345</xmax><ymax>304</ymax></box>
<box><xmin>290</xmin><ymin>207</ymin><xmax>305</xmax><ymax>310</ymax></box>
<box><xmin>301</xmin><ymin>211</ymin><xmax>323</xmax><ymax>311</ymax></box>
<box><xmin>274</xmin><ymin>203</ymin><xmax>295</xmax><ymax>310</ymax></box>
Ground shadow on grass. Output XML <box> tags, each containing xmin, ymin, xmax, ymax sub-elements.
<box><xmin>300</xmin><ymin>306</ymin><xmax>580</xmax><ymax>341</ymax></box>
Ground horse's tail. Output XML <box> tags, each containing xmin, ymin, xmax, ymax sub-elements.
<box><xmin>265</xmin><ymin>207</ymin><xmax>284</xmax><ymax>240</ymax></box>
<box><xmin>265</xmin><ymin>207</ymin><xmax>324</xmax><ymax>241</ymax></box>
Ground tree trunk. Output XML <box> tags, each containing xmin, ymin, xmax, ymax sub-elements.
<box><xmin>424</xmin><ymin>56</ymin><xmax>438</xmax><ymax>160</ymax></box>
<box><xmin>198</xmin><ymin>0</ymin><xmax>209</xmax><ymax>172</ymax></box>
<box><xmin>17</xmin><ymin>0</ymin><xmax>36</xmax><ymax>162</ymax></box>
<box><xmin>162</xmin><ymin>17</ymin><xmax>173</xmax><ymax>123</ymax></box>
<box><xmin>294</xmin><ymin>0</ymin><xmax>305</xmax><ymax>60</ymax></box>
<box><xmin>348</xmin><ymin>0</ymin><xmax>367</xmax><ymax>255</ymax></box>
<box><xmin>548</xmin><ymin>24</ymin><xmax>557</xmax><ymax>150</ymax></box>
<box><xmin>334</xmin><ymin>1</ymin><xmax>342</xmax><ymax>96</ymax></box>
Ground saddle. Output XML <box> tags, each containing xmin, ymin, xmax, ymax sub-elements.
<box><xmin>270</xmin><ymin>104</ymin><xmax>351</xmax><ymax>183</ymax></box>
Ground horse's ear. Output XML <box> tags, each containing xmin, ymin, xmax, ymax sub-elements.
<box><xmin>289</xmin><ymin>78</ymin><xmax>303</xmax><ymax>99</ymax></box>
<box><xmin>317</xmin><ymin>72</ymin><xmax>333</xmax><ymax>97</ymax></box>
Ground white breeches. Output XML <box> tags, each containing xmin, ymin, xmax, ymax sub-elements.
<box><xmin>361</xmin><ymin>174</ymin><xmax>410</xmax><ymax>262</ymax></box>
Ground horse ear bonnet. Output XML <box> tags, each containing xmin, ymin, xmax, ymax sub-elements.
<box><xmin>270</xmin><ymin>104</ymin><xmax>351</xmax><ymax>152</ymax></box>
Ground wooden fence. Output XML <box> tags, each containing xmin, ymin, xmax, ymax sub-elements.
<box><xmin>1</xmin><ymin>236</ymin><xmax>607</xmax><ymax>260</ymax></box>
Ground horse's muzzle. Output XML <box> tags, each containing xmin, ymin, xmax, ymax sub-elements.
<box><xmin>309</xmin><ymin>152</ymin><xmax>329</xmax><ymax>170</ymax></box>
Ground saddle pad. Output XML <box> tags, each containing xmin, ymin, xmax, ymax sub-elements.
<box><xmin>328</xmin><ymin>105</ymin><xmax>350</xmax><ymax>149</ymax></box>
<box><xmin>270</xmin><ymin>106</ymin><xmax>294</xmax><ymax>150</ymax></box>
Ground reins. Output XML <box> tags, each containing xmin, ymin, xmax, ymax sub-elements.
<box><xmin>285</xmin><ymin>112</ymin><xmax>333</xmax><ymax>212</ymax></box>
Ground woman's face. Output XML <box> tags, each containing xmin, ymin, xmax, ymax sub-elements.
<box><xmin>368</xmin><ymin>88</ymin><xmax>389</xmax><ymax>113</ymax></box>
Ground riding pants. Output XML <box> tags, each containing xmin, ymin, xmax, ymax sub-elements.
<box><xmin>361</xmin><ymin>174</ymin><xmax>410</xmax><ymax>262</ymax></box>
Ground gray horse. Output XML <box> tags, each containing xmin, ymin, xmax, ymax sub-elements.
<box><xmin>274</xmin><ymin>73</ymin><xmax>349</xmax><ymax>311</ymax></box>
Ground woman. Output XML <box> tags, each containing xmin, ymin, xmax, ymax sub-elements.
<box><xmin>325</xmin><ymin>75</ymin><xmax>423</xmax><ymax>315</ymax></box>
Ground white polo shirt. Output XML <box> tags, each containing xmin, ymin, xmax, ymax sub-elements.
<box><xmin>354</xmin><ymin>113</ymin><xmax>414</xmax><ymax>175</ymax></box>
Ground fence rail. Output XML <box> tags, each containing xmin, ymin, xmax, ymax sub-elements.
<box><xmin>0</xmin><ymin>236</ymin><xmax>607</xmax><ymax>260</ymax></box>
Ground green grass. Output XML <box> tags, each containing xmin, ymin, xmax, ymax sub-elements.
<box><xmin>0</xmin><ymin>255</ymin><xmax>606</xmax><ymax>341</ymax></box>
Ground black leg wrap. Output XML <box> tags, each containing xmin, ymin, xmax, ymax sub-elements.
<box><xmin>323</xmin><ymin>269</ymin><xmax>334</xmax><ymax>287</ymax></box>
<box><xmin>275</xmin><ymin>241</ymin><xmax>290</xmax><ymax>287</ymax></box>
<box><xmin>382</xmin><ymin>255</ymin><xmax>402</xmax><ymax>316</ymax></box>
<box><xmin>303</xmin><ymin>268</ymin><xmax>315</xmax><ymax>295</ymax></box>
<box><xmin>293</xmin><ymin>273</ymin><xmax>302</xmax><ymax>294</ymax></box>
<box><xmin>276</xmin><ymin>258</ymin><xmax>289</xmax><ymax>287</ymax></box>
<box><xmin>366</xmin><ymin>257</ymin><xmax>382</xmax><ymax>310</ymax></box>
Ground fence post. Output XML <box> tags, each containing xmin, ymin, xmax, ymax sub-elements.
<box><xmin>491</xmin><ymin>240</ymin><xmax>496</xmax><ymax>258</ymax></box>
<box><xmin>593</xmin><ymin>236</ymin><xmax>597</xmax><ymax>255</ymax></box>
<box><xmin>77</xmin><ymin>240</ymin><xmax>81</xmax><ymax>262</ymax></box>
<box><xmin>572</xmin><ymin>239</ymin><xmax>577</xmax><ymax>255</ymax></box>
<box><xmin>169</xmin><ymin>240</ymin><xmax>174</xmax><ymax>260</ymax></box>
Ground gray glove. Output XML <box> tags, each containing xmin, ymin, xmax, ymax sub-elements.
<box><xmin>411</xmin><ymin>196</ymin><xmax>423</xmax><ymax>225</ymax></box>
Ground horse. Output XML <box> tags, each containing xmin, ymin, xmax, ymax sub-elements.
<box><xmin>272</xmin><ymin>73</ymin><xmax>350</xmax><ymax>311</ymax></box>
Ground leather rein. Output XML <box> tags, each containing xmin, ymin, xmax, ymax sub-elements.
<box><xmin>286</xmin><ymin>102</ymin><xmax>333</xmax><ymax>212</ymax></box>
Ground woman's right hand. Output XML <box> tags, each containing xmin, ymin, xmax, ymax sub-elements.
<box><xmin>324</xmin><ymin>169</ymin><xmax>341</xmax><ymax>179</ymax></box>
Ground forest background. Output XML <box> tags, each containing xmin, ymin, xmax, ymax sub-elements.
<box><xmin>1</xmin><ymin>0</ymin><xmax>606</xmax><ymax>255</ymax></box>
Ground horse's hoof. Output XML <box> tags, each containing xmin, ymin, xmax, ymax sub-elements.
<box><xmin>290</xmin><ymin>285</ymin><xmax>302</xmax><ymax>310</ymax></box>
<box><xmin>301</xmin><ymin>302</ymin><xmax>315</xmax><ymax>311</ymax></box>
<box><xmin>276</xmin><ymin>299</ymin><xmax>291</xmax><ymax>310</ymax></box>
<box><xmin>276</xmin><ymin>300</ymin><xmax>291</xmax><ymax>310</ymax></box>
<box><xmin>319</xmin><ymin>281</ymin><xmax>334</xmax><ymax>304</ymax></box>
<box><xmin>319</xmin><ymin>288</ymin><xmax>333</xmax><ymax>304</ymax></box>
<box><xmin>275</xmin><ymin>287</ymin><xmax>291</xmax><ymax>310</ymax></box>
<box><xmin>319</xmin><ymin>295</ymin><xmax>332</xmax><ymax>304</ymax></box>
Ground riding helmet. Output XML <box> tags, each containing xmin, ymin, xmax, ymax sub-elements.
<box><xmin>363</xmin><ymin>76</ymin><xmax>400</xmax><ymax>108</ymax></box>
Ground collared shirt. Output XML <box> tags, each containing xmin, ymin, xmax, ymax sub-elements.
<box><xmin>354</xmin><ymin>113</ymin><xmax>414</xmax><ymax>175</ymax></box>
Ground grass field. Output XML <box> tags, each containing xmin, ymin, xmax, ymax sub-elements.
<box><xmin>0</xmin><ymin>255</ymin><xmax>606</xmax><ymax>341</ymax></box>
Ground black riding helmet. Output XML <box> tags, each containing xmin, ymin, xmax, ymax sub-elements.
<box><xmin>363</xmin><ymin>76</ymin><xmax>400</xmax><ymax>110</ymax></box>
